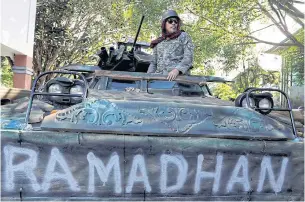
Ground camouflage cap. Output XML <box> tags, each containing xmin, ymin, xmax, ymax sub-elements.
<box><xmin>161</xmin><ymin>10</ymin><xmax>180</xmax><ymax>22</ymax></box>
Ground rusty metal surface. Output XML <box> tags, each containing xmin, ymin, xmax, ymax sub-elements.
<box><xmin>1</xmin><ymin>130</ymin><xmax>304</xmax><ymax>201</ymax></box>
<box><xmin>40</xmin><ymin>98</ymin><xmax>294</xmax><ymax>140</ymax></box>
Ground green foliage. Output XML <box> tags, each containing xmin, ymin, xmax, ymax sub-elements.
<box><xmin>233</xmin><ymin>65</ymin><xmax>280</xmax><ymax>94</ymax></box>
<box><xmin>282</xmin><ymin>52</ymin><xmax>304</xmax><ymax>86</ymax></box>
<box><xmin>122</xmin><ymin>0</ymin><xmax>182</xmax><ymax>42</ymax></box>
<box><xmin>0</xmin><ymin>57</ymin><xmax>13</xmax><ymax>88</ymax></box>
<box><xmin>122</xmin><ymin>0</ymin><xmax>257</xmax><ymax>75</ymax></box>
<box><xmin>177</xmin><ymin>0</ymin><xmax>258</xmax><ymax>74</ymax></box>
<box><xmin>212</xmin><ymin>83</ymin><xmax>237</xmax><ymax>101</ymax></box>
<box><xmin>34</xmin><ymin>0</ymin><xmax>128</xmax><ymax>82</ymax></box>
<box><xmin>34</xmin><ymin>0</ymin><xmax>259</xmax><ymax>77</ymax></box>
<box><xmin>278</xmin><ymin>29</ymin><xmax>304</xmax><ymax>86</ymax></box>
<box><xmin>33</xmin><ymin>0</ymin><xmax>303</xmax><ymax>87</ymax></box>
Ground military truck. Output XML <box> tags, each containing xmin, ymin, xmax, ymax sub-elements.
<box><xmin>1</xmin><ymin>16</ymin><xmax>303</xmax><ymax>201</ymax></box>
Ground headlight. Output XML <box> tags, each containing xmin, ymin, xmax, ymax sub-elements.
<box><xmin>70</xmin><ymin>85</ymin><xmax>83</xmax><ymax>95</ymax></box>
<box><xmin>258</xmin><ymin>97</ymin><xmax>273</xmax><ymax>115</ymax></box>
<box><xmin>241</xmin><ymin>97</ymin><xmax>255</xmax><ymax>108</ymax></box>
<box><xmin>48</xmin><ymin>84</ymin><xmax>62</xmax><ymax>93</ymax></box>
<box><xmin>258</xmin><ymin>98</ymin><xmax>272</xmax><ymax>109</ymax></box>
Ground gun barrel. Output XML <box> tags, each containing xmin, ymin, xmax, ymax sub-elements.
<box><xmin>130</xmin><ymin>15</ymin><xmax>145</xmax><ymax>53</ymax></box>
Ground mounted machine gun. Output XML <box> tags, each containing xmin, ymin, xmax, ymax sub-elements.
<box><xmin>97</xmin><ymin>16</ymin><xmax>152</xmax><ymax>72</ymax></box>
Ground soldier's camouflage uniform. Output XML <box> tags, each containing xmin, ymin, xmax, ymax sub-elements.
<box><xmin>147</xmin><ymin>32</ymin><xmax>194</xmax><ymax>75</ymax></box>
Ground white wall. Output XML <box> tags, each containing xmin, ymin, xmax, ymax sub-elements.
<box><xmin>0</xmin><ymin>0</ymin><xmax>37</xmax><ymax>58</ymax></box>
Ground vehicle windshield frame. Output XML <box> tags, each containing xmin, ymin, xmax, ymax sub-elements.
<box><xmin>91</xmin><ymin>70</ymin><xmax>232</xmax><ymax>97</ymax></box>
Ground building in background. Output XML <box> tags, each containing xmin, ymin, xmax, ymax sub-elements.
<box><xmin>1</xmin><ymin>0</ymin><xmax>37</xmax><ymax>90</ymax></box>
<box><xmin>265</xmin><ymin>29</ymin><xmax>304</xmax><ymax>109</ymax></box>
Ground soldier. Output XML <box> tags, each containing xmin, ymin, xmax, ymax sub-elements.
<box><xmin>147</xmin><ymin>10</ymin><xmax>194</xmax><ymax>81</ymax></box>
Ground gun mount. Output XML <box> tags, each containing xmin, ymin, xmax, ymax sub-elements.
<box><xmin>97</xmin><ymin>15</ymin><xmax>152</xmax><ymax>72</ymax></box>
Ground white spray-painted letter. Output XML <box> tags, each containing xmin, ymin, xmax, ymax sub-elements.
<box><xmin>257</xmin><ymin>156</ymin><xmax>288</xmax><ymax>193</ymax></box>
<box><xmin>126</xmin><ymin>154</ymin><xmax>151</xmax><ymax>193</ymax></box>
<box><xmin>87</xmin><ymin>152</ymin><xmax>122</xmax><ymax>193</ymax></box>
<box><xmin>194</xmin><ymin>154</ymin><xmax>223</xmax><ymax>194</ymax></box>
<box><xmin>4</xmin><ymin>145</ymin><xmax>41</xmax><ymax>192</ymax></box>
<box><xmin>226</xmin><ymin>155</ymin><xmax>250</xmax><ymax>193</ymax></box>
<box><xmin>41</xmin><ymin>147</ymin><xmax>80</xmax><ymax>192</ymax></box>
<box><xmin>160</xmin><ymin>154</ymin><xmax>188</xmax><ymax>194</ymax></box>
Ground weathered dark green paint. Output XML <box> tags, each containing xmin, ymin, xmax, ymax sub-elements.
<box><xmin>1</xmin><ymin>130</ymin><xmax>304</xmax><ymax>201</ymax></box>
<box><xmin>1</xmin><ymin>70</ymin><xmax>303</xmax><ymax>201</ymax></box>
<box><xmin>41</xmin><ymin>98</ymin><xmax>294</xmax><ymax>140</ymax></box>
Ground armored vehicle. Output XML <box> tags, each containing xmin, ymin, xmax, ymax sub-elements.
<box><xmin>1</xmin><ymin>66</ymin><xmax>304</xmax><ymax>201</ymax></box>
<box><xmin>1</xmin><ymin>16</ymin><xmax>304</xmax><ymax>201</ymax></box>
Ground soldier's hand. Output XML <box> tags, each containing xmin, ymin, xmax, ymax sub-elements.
<box><xmin>167</xmin><ymin>69</ymin><xmax>180</xmax><ymax>81</ymax></box>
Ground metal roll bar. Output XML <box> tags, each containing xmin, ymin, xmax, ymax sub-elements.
<box><xmin>25</xmin><ymin>71</ymin><xmax>89</xmax><ymax>125</ymax></box>
<box><xmin>245</xmin><ymin>88</ymin><xmax>297</xmax><ymax>138</ymax></box>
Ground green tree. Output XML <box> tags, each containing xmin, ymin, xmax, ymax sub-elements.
<box><xmin>233</xmin><ymin>65</ymin><xmax>280</xmax><ymax>94</ymax></box>
<box><xmin>0</xmin><ymin>56</ymin><xmax>13</xmax><ymax>88</ymax></box>
<box><xmin>34</xmin><ymin>0</ymin><xmax>128</xmax><ymax>83</ymax></box>
<box><xmin>125</xmin><ymin>0</ymin><xmax>304</xmax><ymax>75</ymax></box>
<box><xmin>254</xmin><ymin>0</ymin><xmax>304</xmax><ymax>50</ymax></box>
<box><xmin>212</xmin><ymin>83</ymin><xmax>237</xmax><ymax>101</ymax></box>
<box><xmin>33</xmin><ymin>0</ymin><xmax>304</xmax><ymax>81</ymax></box>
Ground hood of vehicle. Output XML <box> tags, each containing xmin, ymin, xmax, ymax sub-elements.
<box><xmin>90</xmin><ymin>89</ymin><xmax>235</xmax><ymax>105</ymax></box>
<box><xmin>40</xmin><ymin>91</ymin><xmax>295</xmax><ymax>140</ymax></box>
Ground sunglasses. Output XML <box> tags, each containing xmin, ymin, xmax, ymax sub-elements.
<box><xmin>167</xmin><ymin>18</ymin><xmax>178</xmax><ymax>24</ymax></box>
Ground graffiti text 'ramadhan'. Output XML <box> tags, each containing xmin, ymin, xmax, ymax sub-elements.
<box><xmin>3</xmin><ymin>145</ymin><xmax>288</xmax><ymax>194</ymax></box>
